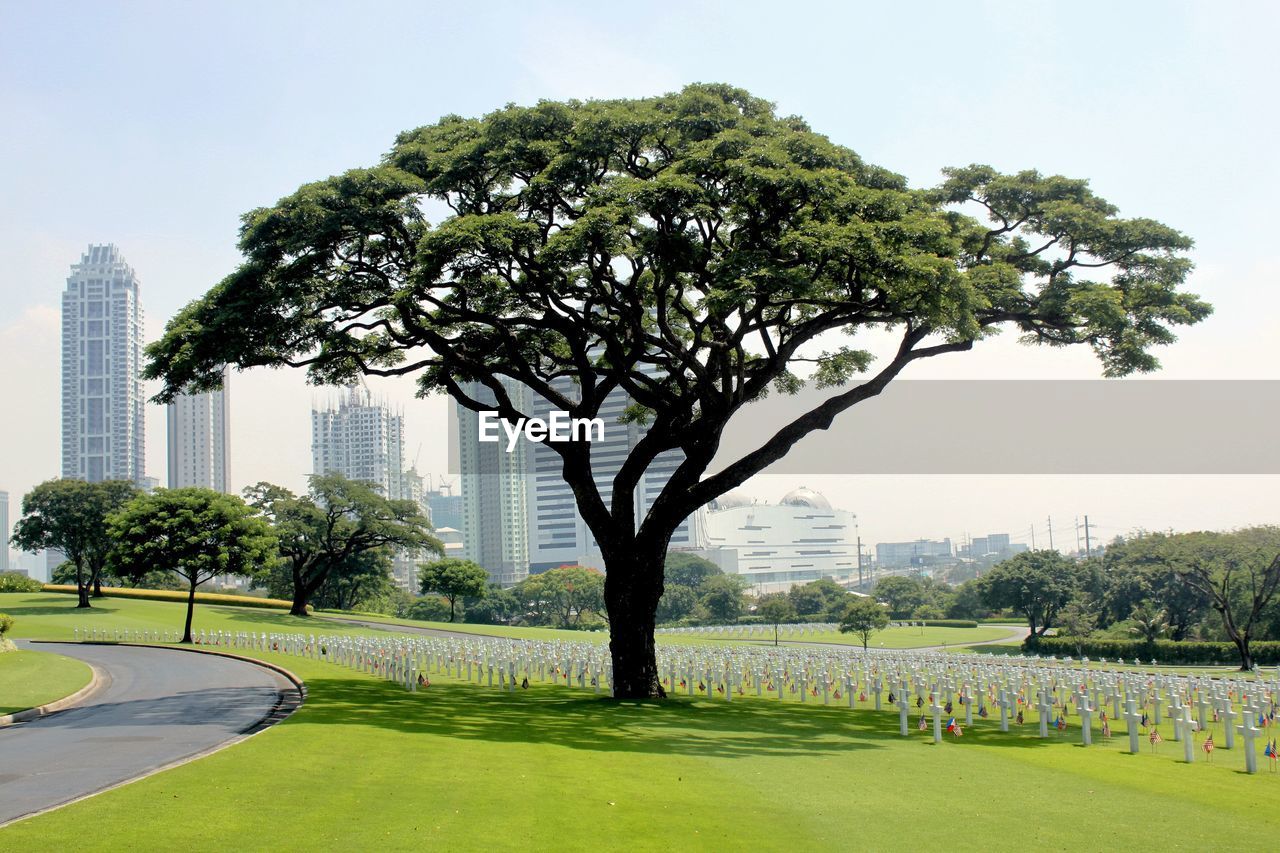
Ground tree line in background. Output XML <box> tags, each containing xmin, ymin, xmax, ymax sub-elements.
<box><xmin>865</xmin><ymin>528</ymin><xmax>1280</xmax><ymax>670</ymax></box>
<box><xmin>10</xmin><ymin>475</ymin><xmax>1279</xmax><ymax>669</ymax></box>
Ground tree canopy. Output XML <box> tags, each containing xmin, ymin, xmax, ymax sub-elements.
<box><xmin>419</xmin><ymin>557</ymin><xmax>489</xmax><ymax>622</ymax></box>
<box><xmin>143</xmin><ymin>84</ymin><xmax>1209</xmax><ymax>697</ymax></box>
<box><xmin>246</xmin><ymin>474</ymin><xmax>440</xmax><ymax>616</ymax></box>
<box><xmin>979</xmin><ymin>550</ymin><xmax>1083</xmax><ymax>638</ymax></box>
<box><xmin>11</xmin><ymin>479</ymin><xmax>139</xmax><ymax>608</ymax></box>
<box><xmin>839</xmin><ymin>596</ymin><xmax>890</xmax><ymax>650</ymax></box>
<box><xmin>107</xmin><ymin>488</ymin><xmax>276</xmax><ymax>643</ymax></box>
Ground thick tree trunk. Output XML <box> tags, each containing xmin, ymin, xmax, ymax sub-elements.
<box><xmin>291</xmin><ymin>586</ymin><xmax>311</xmax><ymax>617</ymax></box>
<box><xmin>182</xmin><ymin>582</ymin><xmax>197</xmax><ymax>643</ymax></box>
<box><xmin>76</xmin><ymin>562</ymin><xmax>90</xmax><ymax>609</ymax></box>
<box><xmin>603</xmin><ymin>549</ymin><xmax>664</xmax><ymax>699</ymax></box>
<box><xmin>290</xmin><ymin>563</ymin><xmax>315</xmax><ymax>616</ymax></box>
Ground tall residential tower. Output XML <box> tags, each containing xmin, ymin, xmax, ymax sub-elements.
<box><xmin>61</xmin><ymin>244</ymin><xmax>146</xmax><ymax>484</ymax></box>
<box><xmin>167</xmin><ymin>374</ymin><xmax>230</xmax><ymax>492</ymax></box>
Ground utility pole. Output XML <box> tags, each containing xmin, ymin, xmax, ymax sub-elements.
<box><xmin>856</xmin><ymin>535</ymin><xmax>864</xmax><ymax>589</ymax></box>
<box><xmin>1030</xmin><ymin>524</ymin><xmax>1036</xmax><ymax>550</ymax></box>
<box><xmin>1047</xmin><ymin>516</ymin><xmax>1054</xmax><ymax>551</ymax></box>
<box><xmin>1075</xmin><ymin>516</ymin><xmax>1082</xmax><ymax>556</ymax></box>
<box><xmin>1084</xmin><ymin>515</ymin><xmax>1092</xmax><ymax>560</ymax></box>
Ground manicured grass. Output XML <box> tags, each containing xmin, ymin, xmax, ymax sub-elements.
<box><xmin>0</xmin><ymin>649</ymin><xmax>93</xmax><ymax>715</ymax></box>
<box><xmin>0</xmin><ymin>593</ymin><xmax>395</xmax><ymax>643</ymax></box>
<box><xmin>4</xmin><ymin>595</ymin><xmax>1279</xmax><ymax>849</ymax></box>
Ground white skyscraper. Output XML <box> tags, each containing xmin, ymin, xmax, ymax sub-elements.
<box><xmin>311</xmin><ymin>385</ymin><xmax>421</xmax><ymax>590</ymax></box>
<box><xmin>311</xmin><ymin>385</ymin><xmax>408</xmax><ymax>500</ymax></box>
<box><xmin>167</xmin><ymin>374</ymin><xmax>230</xmax><ymax>492</ymax></box>
<box><xmin>456</xmin><ymin>380</ymin><xmax>530</xmax><ymax>586</ymax></box>
<box><xmin>61</xmin><ymin>244</ymin><xmax>146</xmax><ymax>484</ymax></box>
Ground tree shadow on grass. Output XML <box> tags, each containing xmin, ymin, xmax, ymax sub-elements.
<box><xmin>291</xmin><ymin>676</ymin><xmax>1064</xmax><ymax>761</ymax></box>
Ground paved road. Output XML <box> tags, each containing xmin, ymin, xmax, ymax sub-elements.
<box><xmin>0</xmin><ymin>642</ymin><xmax>298</xmax><ymax>827</ymax></box>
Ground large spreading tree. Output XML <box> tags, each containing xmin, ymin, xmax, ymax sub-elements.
<box><xmin>145</xmin><ymin>84</ymin><xmax>1209</xmax><ymax>697</ymax></box>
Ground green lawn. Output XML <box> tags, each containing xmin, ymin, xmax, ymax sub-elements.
<box><xmin>0</xmin><ymin>648</ymin><xmax>93</xmax><ymax>715</ymax></box>
<box><xmin>2</xmin><ymin>593</ymin><xmax>399</xmax><ymax>643</ymax></box>
<box><xmin>2</xmin><ymin>593</ymin><xmax>1279</xmax><ymax>848</ymax></box>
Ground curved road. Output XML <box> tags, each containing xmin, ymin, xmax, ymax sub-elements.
<box><xmin>0</xmin><ymin>641</ymin><xmax>299</xmax><ymax>827</ymax></box>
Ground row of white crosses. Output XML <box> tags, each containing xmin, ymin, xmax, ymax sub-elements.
<box><xmin>655</xmin><ymin>621</ymin><xmax>932</xmax><ymax>640</ymax></box>
<box><xmin>79</xmin><ymin>626</ymin><xmax>1280</xmax><ymax>774</ymax></box>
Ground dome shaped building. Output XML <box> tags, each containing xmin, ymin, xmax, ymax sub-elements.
<box><xmin>703</xmin><ymin>486</ymin><xmax>859</xmax><ymax>594</ymax></box>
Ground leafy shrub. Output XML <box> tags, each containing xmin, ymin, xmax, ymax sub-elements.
<box><xmin>0</xmin><ymin>572</ymin><xmax>43</xmax><ymax>593</ymax></box>
<box><xmin>0</xmin><ymin>613</ymin><xmax>13</xmax><ymax>636</ymax></box>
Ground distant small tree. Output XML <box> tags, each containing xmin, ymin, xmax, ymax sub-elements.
<box><xmin>1126</xmin><ymin>602</ymin><xmax>1166</xmax><ymax>645</ymax></box>
<box><xmin>107</xmin><ymin>488</ymin><xmax>277</xmax><ymax>643</ymax></box>
<box><xmin>664</xmin><ymin>553</ymin><xmax>723</xmax><ymax>591</ymax></box>
<box><xmin>656</xmin><ymin>584</ymin><xmax>699</xmax><ymax>624</ymax></box>
<box><xmin>1056</xmin><ymin>599</ymin><xmax>1098</xmax><ymax>657</ymax></box>
<box><xmin>699</xmin><ymin>574</ymin><xmax>748</xmax><ymax>624</ymax></box>
<box><xmin>11</xmin><ymin>479</ymin><xmax>139</xmax><ymax>608</ymax></box>
<box><xmin>314</xmin><ymin>548</ymin><xmax>396</xmax><ymax>612</ymax></box>
<box><xmin>839</xmin><ymin>597</ymin><xmax>890</xmax><ymax>650</ymax></box>
<box><xmin>873</xmin><ymin>576</ymin><xmax>925</xmax><ymax>618</ymax></box>
<box><xmin>246</xmin><ymin>475</ymin><xmax>440</xmax><ymax>616</ymax></box>
<box><xmin>981</xmin><ymin>550</ymin><xmax>1082</xmax><ymax>638</ymax></box>
<box><xmin>756</xmin><ymin>594</ymin><xmax>796</xmax><ymax>645</ymax></box>
<box><xmin>419</xmin><ymin>558</ymin><xmax>489</xmax><ymax>622</ymax></box>
<box><xmin>405</xmin><ymin>595</ymin><xmax>453</xmax><ymax>623</ymax></box>
<box><xmin>463</xmin><ymin>584</ymin><xmax>520</xmax><ymax>625</ymax></box>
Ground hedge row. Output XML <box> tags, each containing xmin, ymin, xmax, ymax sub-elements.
<box><xmin>41</xmin><ymin>584</ymin><xmax>300</xmax><ymax>611</ymax></box>
<box><xmin>919</xmin><ymin>619</ymin><xmax>979</xmax><ymax>629</ymax></box>
<box><xmin>1030</xmin><ymin>636</ymin><xmax>1280</xmax><ymax>665</ymax></box>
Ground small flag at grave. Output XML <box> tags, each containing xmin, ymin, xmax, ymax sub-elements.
<box><xmin>1140</xmin><ymin>712</ymin><xmax>1149</xmax><ymax>729</ymax></box>
<box><xmin>1101</xmin><ymin>719</ymin><xmax>1111</xmax><ymax>739</ymax></box>
<box><xmin>1016</xmin><ymin>710</ymin><xmax>1024</xmax><ymax>725</ymax></box>
<box><xmin>978</xmin><ymin>704</ymin><xmax>988</xmax><ymax>718</ymax></box>
<box><xmin>919</xmin><ymin>714</ymin><xmax>928</xmax><ymax>731</ymax></box>
<box><xmin>1056</xmin><ymin>715</ymin><xmax>1067</xmax><ymax>732</ymax></box>
<box><xmin>944</xmin><ymin>701</ymin><xmax>953</xmax><ymax>714</ymax></box>
<box><xmin>859</xmin><ymin>692</ymin><xmax>866</xmax><ymax>702</ymax></box>
<box><xmin>1203</xmin><ymin>733</ymin><xmax>1214</xmax><ymax>757</ymax></box>
<box><xmin>946</xmin><ymin>717</ymin><xmax>962</xmax><ymax>737</ymax></box>
<box><xmin>1150</xmin><ymin>728</ymin><xmax>1163</xmax><ymax>748</ymax></box>
<box><xmin>888</xmin><ymin>692</ymin><xmax>896</xmax><ymax>704</ymax></box>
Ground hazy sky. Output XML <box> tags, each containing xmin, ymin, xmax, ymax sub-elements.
<box><xmin>2</xmin><ymin>1</ymin><xmax>1277</xmax><ymax>556</ymax></box>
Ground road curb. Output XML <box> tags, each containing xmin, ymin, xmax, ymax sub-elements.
<box><xmin>0</xmin><ymin>657</ymin><xmax>108</xmax><ymax>727</ymax></box>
